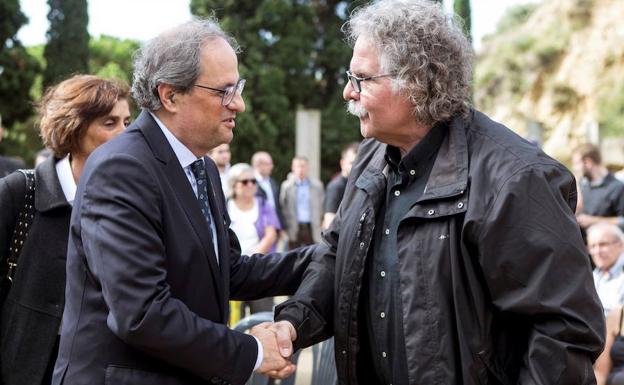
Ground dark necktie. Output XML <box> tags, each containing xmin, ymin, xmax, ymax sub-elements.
<box><xmin>190</xmin><ymin>159</ymin><xmax>212</xmax><ymax>227</ymax></box>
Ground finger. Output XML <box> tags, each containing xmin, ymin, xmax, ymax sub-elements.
<box><xmin>272</xmin><ymin>363</ymin><xmax>297</xmax><ymax>379</ymax></box>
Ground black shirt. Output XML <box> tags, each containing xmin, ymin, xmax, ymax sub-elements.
<box><xmin>359</xmin><ymin>123</ymin><xmax>448</xmax><ymax>384</ymax></box>
<box><xmin>580</xmin><ymin>173</ymin><xmax>624</xmax><ymax>223</ymax></box>
<box><xmin>324</xmin><ymin>175</ymin><xmax>348</xmax><ymax>213</ymax></box>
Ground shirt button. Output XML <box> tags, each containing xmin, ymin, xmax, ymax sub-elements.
<box><xmin>382</xmin><ymin>352</ymin><xmax>387</xmax><ymax>358</ymax></box>
<box><xmin>359</xmin><ymin>242</ymin><xmax>365</xmax><ymax>249</ymax></box>
<box><xmin>380</xmin><ymin>312</ymin><xmax>385</xmax><ymax>319</ymax></box>
<box><xmin>457</xmin><ymin>202</ymin><xmax>464</xmax><ymax>209</ymax></box>
<box><xmin>394</xmin><ymin>190</ymin><xmax>400</xmax><ymax>197</ymax></box>
<box><xmin>380</xmin><ymin>271</ymin><xmax>386</xmax><ymax>277</ymax></box>
<box><xmin>409</xmin><ymin>169</ymin><xmax>416</xmax><ymax>176</ymax></box>
<box><xmin>342</xmin><ymin>350</ymin><xmax>347</xmax><ymax>355</ymax></box>
<box><xmin>385</xmin><ymin>229</ymin><xmax>390</xmax><ymax>235</ymax></box>
<box><xmin>427</xmin><ymin>209</ymin><xmax>435</xmax><ymax>216</ymax></box>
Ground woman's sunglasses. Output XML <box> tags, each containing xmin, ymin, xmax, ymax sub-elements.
<box><xmin>237</xmin><ymin>178</ymin><xmax>257</xmax><ymax>186</ymax></box>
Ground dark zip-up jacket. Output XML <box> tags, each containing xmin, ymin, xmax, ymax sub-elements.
<box><xmin>275</xmin><ymin>109</ymin><xmax>605</xmax><ymax>384</ymax></box>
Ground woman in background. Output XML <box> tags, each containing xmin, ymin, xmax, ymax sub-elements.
<box><xmin>0</xmin><ymin>74</ymin><xmax>130</xmax><ymax>385</ymax></box>
<box><xmin>226</xmin><ymin>163</ymin><xmax>280</xmax><ymax>314</ymax></box>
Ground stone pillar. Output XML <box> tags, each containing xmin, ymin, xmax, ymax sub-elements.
<box><xmin>295</xmin><ymin>108</ymin><xmax>321</xmax><ymax>180</ymax></box>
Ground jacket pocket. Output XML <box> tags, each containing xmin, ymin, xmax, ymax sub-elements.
<box><xmin>105</xmin><ymin>365</ymin><xmax>186</xmax><ymax>385</ymax></box>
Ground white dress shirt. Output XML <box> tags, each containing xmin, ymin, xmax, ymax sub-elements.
<box><xmin>56</xmin><ymin>155</ymin><xmax>77</xmax><ymax>205</ymax></box>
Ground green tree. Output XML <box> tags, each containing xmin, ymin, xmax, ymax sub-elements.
<box><xmin>454</xmin><ymin>0</ymin><xmax>472</xmax><ymax>41</ymax></box>
<box><xmin>43</xmin><ymin>0</ymin><xmax>90</xmax><ymax>87</ymax></box>
<box><xmin>0</xmin><ymin>0</ymin><xmax>39</xmax><ymax>128</ymax></box>
<box><xmin>89</xmin><ymin>35</ymin><xmax>140</xmax><ymax>85</ymax></box>
<box><xmin>190</xmin><ymin>0</ymin><xmax>360</xmax><ymax>182</ymax></box>
<box><xmin>0</xmin><ymin>0</ymin><xmax>40</xmax><ymax>160</ymax></box>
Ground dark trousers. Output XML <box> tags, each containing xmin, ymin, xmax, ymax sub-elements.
<box><xmin>289</xmin><ymin>223</ymin><xmax>314</xmax><ymax>249</ymax></box>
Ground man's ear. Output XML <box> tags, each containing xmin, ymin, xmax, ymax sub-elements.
<box><xmin>157</xmin><ymin>83</ymin><xmax>178</xmax><ymax>112</ymax></box>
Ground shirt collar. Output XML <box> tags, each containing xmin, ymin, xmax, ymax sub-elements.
<box><xmin>55</xmin><ymin>155</ymin><xmax>77</xmax><ymax>204</ymax></box>
<box><xmin>295</xmin><ymin>177</ymin><xmax>309</xmax><ymax>186</ymax></box>
<box><xmin>255</xmin><ymin>170</ymin><xmax>268</xmax><ymax>182</ymax></box>
<box><xmin>596</xmin><ymin>254</ymin><xmax>624</xmax><ymax>278</ymax></box>
<box><xmin>149</xmin><ymin>111</ymin><xmax>200</xmax><ymax>169</ymax></box>
<box><xmin>385</xmin><ymin>121</ymin><xmax>448</xmax><ymax>177</ymax></box>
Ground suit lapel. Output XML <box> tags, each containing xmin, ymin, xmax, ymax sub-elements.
<box><xmin>136</xmin><ymin>111</ymin><xmax>225</xmax><ymax>311</ymax></box>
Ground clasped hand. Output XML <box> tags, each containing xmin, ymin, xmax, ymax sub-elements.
<box><xmin>250</xmin><ymin>321</ymin><xmax>297</xmax><ymax>379</ymax></box>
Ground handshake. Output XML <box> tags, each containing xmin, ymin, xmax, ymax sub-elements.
<box><xmin>250</xmin><ymin>321</ymin><xmax>298</xmax><ymax>379</ymax></box>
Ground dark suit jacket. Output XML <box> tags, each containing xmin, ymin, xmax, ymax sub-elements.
<box><xmin>255</xmin><ymin>176</ymin><xmax>284</xmax><ymax>228</ymax></box>
<box><xmin>0</xmin><ymin>157</ymin><xmax>69</xmax><ymax>385</ymax></box>
<box><xmin>52</xmin><ymin>111</ymin><xmax>313</xmax><ymax>385</ymax></box>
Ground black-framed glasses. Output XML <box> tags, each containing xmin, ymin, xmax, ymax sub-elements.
<box><xmin>194</xmin><ymin>78</ymin><xmax>246</xmax><ymax>106</ymax></box>
<box><xmin>346</xmin><ymin>70</ymin><xmax>394</xmax><ymax>93</ymax></box>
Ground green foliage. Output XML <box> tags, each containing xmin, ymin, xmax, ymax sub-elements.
<box><xmin>43</xmin><ymin>0</ymin><xmax>90</xmax><ymax>87</ymax></box>
<box><xmin>0</xmin><ymin>0</ymin><xmax>39</xmax><ymax>160</ymax></box>
<box><xmin>453</xmin><ymin>0</ymin><xmax>472</xmax><ymax>41</ymax></box>
<box><xmin>89</xmin><ymin>35</ymin><xmax>140</xmax><ymax>85</ymax></box>
<box><xmin>598</xmin><ymin>83</ymin><xmax>624</xmax><ymax>138</ymax></box>
<box><xmin>190</xmin><ymin>0</ymin><xmax>358</xmax><ymax>182</ymax></box>
<box><xmin>568</xmin><ymin>0</ymin><xmax>594</xmax><ymax>30</ymax></box>
<box><xmin>0</xmin><ymin>0</ymin><xmax>39</xmax><ymax>128</ymax></box>
<box><xmin>551</xmin><ymin>84</ymin><xmax>578</xmax><ymax>112</ymax></box>
<box><xmin>495</xmin><ymin>4</ymin><xmax>538</xmax><ymax>34</ymax></box>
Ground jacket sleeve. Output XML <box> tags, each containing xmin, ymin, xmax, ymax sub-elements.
<box><xmin>228</xmin><ymin>232</ymin><xmax>316</xmax><ymax>301</ymax></box>
<box><xmin>79</xmin><ymin>154</ymin><xmax>257</xmax><ymax>385</ymax></box>
<box><xmin>476</xmin><ymin>164</ymin><xmax>605</xmax><ymax>384</ymax></box>
<box><xmin>273</xmin><ymin>210</ymin><xmax>339</xmax><ymax>350</ymax></box>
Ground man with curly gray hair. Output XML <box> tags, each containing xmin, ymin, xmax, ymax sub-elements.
<box><xmin>272</xmin><ymin>1</ymin><xmax>605</xmax><ymax>384</ymax></box>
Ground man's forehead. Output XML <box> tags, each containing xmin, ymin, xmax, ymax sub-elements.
<box><xmin>350</xmin><ymin>37</ymin><xmax>380</xmax><ymax>71</ymax></box>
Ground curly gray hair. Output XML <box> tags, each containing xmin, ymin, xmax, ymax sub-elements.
<box><xmin>344</xmin><ymin>0</ymin><xmax>473</xmax><ymax>126</ymax></box>
<box><xmin>132</xmin><ymin>18</ymin><xmax>240</xmax><ymax>111</ymax></box>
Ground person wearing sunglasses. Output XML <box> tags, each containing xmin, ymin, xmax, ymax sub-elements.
<box><xmin>52</xmin><ymin>19</ymin><xmax>312</xmax><ymax>385</ymax></box>
<box><xmin>271</xmin><ymin>1</ymin><xmax>604</xmax><ymax>384</ymax></box>
<box><xmin>226</xmin><ymin>163</ymin><xmax>281</xmax><ymax>315</ymax></box>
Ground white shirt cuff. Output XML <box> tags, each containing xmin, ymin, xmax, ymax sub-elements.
<box><xmin>253</xmin><ymin>336</ymin><xmax>264</xmax><ymax>371</ymax></box>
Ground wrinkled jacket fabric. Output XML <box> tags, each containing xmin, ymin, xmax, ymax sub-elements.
<box><xmin>275</xmin><ymin>110</ymin><xmax>605</xmax><ymax>384</ymax></box>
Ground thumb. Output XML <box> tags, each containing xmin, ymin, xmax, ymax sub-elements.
<box><xmin>274</xmin><ymin>323</ymin><xmax>295</xmax><ymax>358</ymax></box>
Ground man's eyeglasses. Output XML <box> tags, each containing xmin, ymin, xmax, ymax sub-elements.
<box><xmin>194</xmin><ymin>78</ymin><xmax>246</xmax><ymax>106</ymax></box>
<box><xmin>237</xmin><ymin>178</ymin><xmax>257</xmax><ymax>186</ymax></box>
<box><xmin>346</xmin><ymin>70</ymin><xmax>394</xmax><ymax>93</ymax></box>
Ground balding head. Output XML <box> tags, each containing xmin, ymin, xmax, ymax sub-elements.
<box><xmin>251</xmin><ymin>151</ymin><xmax>273</xmax><ymax>177</ymax></box>
<box><xmin>587</xmin><ymin>223</ymin><xmax>624</xmax><ymax>272</ymax></box>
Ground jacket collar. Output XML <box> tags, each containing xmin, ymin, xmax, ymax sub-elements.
<box><xmin>133</xmin><ymin>110</ymin><xmax>174</xmax><ymax>165</ymax></box>
<box><xmin>35</xmin><ymin>156</ymin><xmax>71</xmax><ymax>212</ymax></box>
<box><xmin>418</xmin><ymin>111</ymin><xmax>471</xmax><ymax>202</ymax></box>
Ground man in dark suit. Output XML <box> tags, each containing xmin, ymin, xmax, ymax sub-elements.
<box><xmin>252</xmin><ymin>151</ymin><xmax>284</xmax><ymax>228</ymax></box>
<box><xmin>52</xmin><ymin>19</ymin><xmax>310</xmax><ymax>385</ymax></box>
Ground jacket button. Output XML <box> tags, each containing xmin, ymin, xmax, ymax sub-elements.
<box><xmin>427</xmin><ymin>209</ymin><xmax>435</xmax><ymax>216</ymax></box>
<box><xmin>457</xmin><ymin>202</ymin><xmax>464</xmax><ymax>209</ymax></box>
<box><xmin>359</xmin><ymin>242</ymin><xmax>365</xmax><ymax>249</ymax></box>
